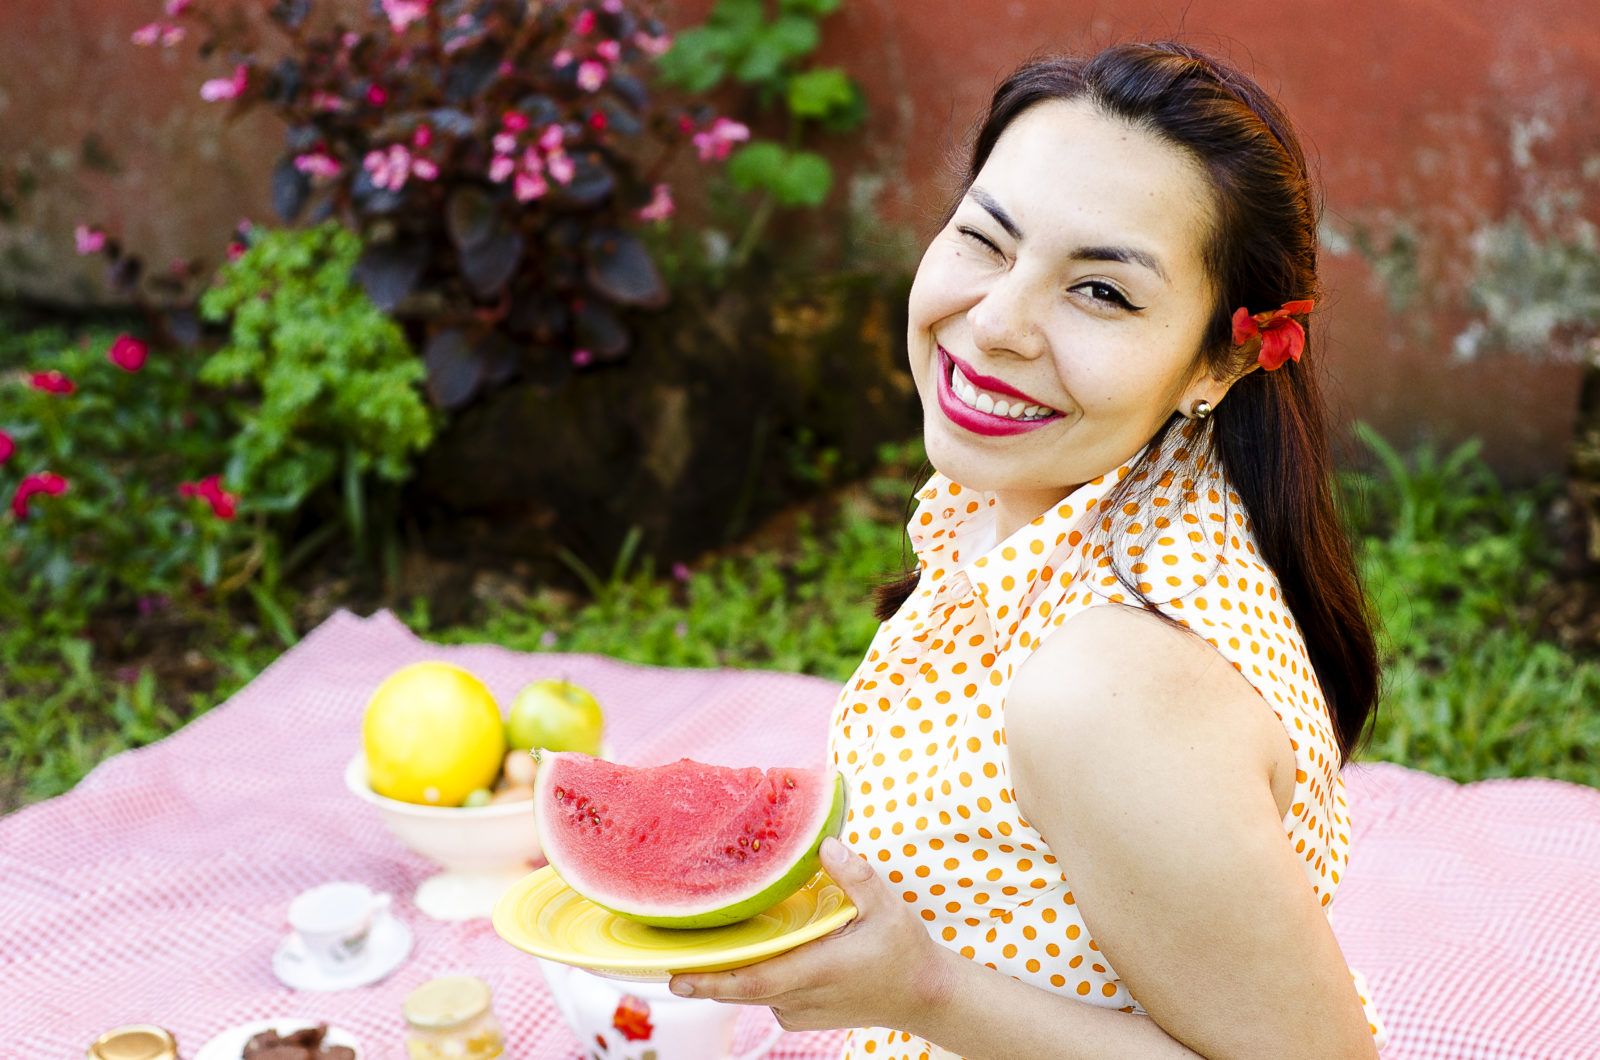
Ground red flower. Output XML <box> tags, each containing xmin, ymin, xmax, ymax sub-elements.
<box><xmin>108</xmin><ymin>334</ymin><xmax>149</xmax><ymax>372</ymax></box>
<box><xmin>12</xmin><ymin>472</ymin><xmax>68</xmax><ymax>520</ymax></box>
<box><xmin>0</xmin><ymin>430</ymin><xmax>12</xmax><ymax>464</ymax></box>
<box><xmin>178</xmin><ymin>474</ymin><xmax>239</xmax><ymax>520</ymax></box>
<box><xmin>612</xmin><ymin>994</ymin><xmax>653</xmax><ymax>1042</ymax></box>
<box><xmin>1231</xmin><ymin>299</ymin><xmax>1315</xmax><ymax>371</ymax></box>
<box><xmin>29</xmin><ymin>370</ymin><xmax>75</xmax><ymax>395</ymax></box>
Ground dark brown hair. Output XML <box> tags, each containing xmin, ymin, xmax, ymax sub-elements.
<box><xmin>871</xmin><ymin>41</ymin><xmax>1379</xmax><ymax>767</ymax></box>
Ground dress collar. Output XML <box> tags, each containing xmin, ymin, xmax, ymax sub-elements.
<box><xmin>906</xmin><ymin>428</ymin><xmax>1238</xmax><ymax>631</ymax></box>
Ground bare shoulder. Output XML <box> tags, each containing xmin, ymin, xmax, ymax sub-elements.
<box><xmin>1007</xmin><ymin>602</ymin><xmax>1287</xmax><ymax>817</ymax></box>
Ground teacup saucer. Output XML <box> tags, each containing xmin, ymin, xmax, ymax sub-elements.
<box><xmin>272</xmin><ymin>912</ymin><xmax>413</xmax><ymax>992</ymax></box>
<box><xmin>193</xmin><ymin>1018</ymin><xmax>363</xmax><ymax>1060</ymax></box>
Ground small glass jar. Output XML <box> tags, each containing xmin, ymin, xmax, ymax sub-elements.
<box><xmin>86</xmin><ymin>1024</ymin><xmax>179</xmax><ymax>1060</ymax></box>
<box><xmin>403</xmin><ymin>975</ymin><xmax>506</xmax><ymax>1060</ymax></box>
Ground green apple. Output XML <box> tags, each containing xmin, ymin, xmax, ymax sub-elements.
<box><xmin>506</xmin><ymin>677</ymin><xmax>605</xmax><ymax>755</ymax></box>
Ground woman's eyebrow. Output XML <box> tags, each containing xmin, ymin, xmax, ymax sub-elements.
<box><xmin>968</xmin><ymin>185</ymin><xmax>1170</xmax><ymax>285</ymax></box>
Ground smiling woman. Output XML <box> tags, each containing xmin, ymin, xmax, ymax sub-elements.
<box><xmin>665</xmin><ymin>38</ymin><xmax>1390</xmax><ymax>1060</ymax></box>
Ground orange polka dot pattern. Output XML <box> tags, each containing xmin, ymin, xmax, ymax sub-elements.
<box><xmin>827</xmin><ymin>427</ymin><xmax>1389</xmax><ymax>1058</ymax></box>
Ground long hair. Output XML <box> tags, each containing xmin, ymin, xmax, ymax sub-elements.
<box><xmin>871</xmin><ymin>41</ymin><xmax>1380</xmax><ymax>767</ymax></box>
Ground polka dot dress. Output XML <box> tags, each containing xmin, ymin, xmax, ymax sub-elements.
<box><xmin>827</xmin><ymin>424</ymin><xmax>1389</xmax><ymax>1058</ymax></box>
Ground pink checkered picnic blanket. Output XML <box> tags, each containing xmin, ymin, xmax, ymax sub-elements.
<box><xmin>2</xmin><ymin>608</ymin><xmax>1597</xmax><ymax>1058</ymax></box>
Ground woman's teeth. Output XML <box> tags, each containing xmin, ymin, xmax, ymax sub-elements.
<box><xmin>950</xmin><ymin>363</ymin><xmax>1057</xmax><ymax>420</ymax></box>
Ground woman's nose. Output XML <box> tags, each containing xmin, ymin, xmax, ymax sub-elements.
<box><xmin>967</xmin><ymin>273</ymin><xmax>1046</xmax><ymax>360</ymax></box>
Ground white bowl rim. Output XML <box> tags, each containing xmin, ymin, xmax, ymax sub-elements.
<box><xmin>344</xmin><ymin>752</ymin><xmax>533</xmax><ymax>818</ymax></box>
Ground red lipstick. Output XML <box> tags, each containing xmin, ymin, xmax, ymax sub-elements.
<box><xmin>935</xmin><ymin>346</ymin><xmax>1063</xmax><ymax>438</ymax></box>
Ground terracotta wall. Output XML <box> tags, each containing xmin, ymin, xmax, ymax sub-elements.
<box><xmin>2</xmin><ymin>0</ymin><xmax>1596</xmax><ymax>480</ymax></box>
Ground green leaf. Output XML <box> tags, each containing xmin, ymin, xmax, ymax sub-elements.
<box><xmin>773</xmin><ymin>150</ymin><xmax>833</xmax><ymax>207</ymax></box>
<box><xmin>779</xmin><ymin>0</ymin><xmax>842</xmax><ymax>15</ymax></box>
<box><xmin>786</xmin><ymin>67</ymin><xmax>854</xmax><ymax>119</ymax></box>
<box><xmin>726</xmin><ymin>142</ymin><xmax>787</xmax><ymax>193</ymax></box>
<box><xmin>766</xmin><ymin>15</ymin><xmax>820</xmax><ymax>59</ymax></box>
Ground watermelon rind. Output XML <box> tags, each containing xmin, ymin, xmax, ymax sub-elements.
<box><xmin>535</xmin><ymin>754</ymin><xmax>849</xmax><ymax>930</ymax></box>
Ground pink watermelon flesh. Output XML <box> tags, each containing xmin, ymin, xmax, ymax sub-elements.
<box><xmin>534</xmin><ymin>752</ymin><xmax>847</xmax><ymax>928</ymax></box>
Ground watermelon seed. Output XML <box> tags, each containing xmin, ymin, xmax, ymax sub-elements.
<box><xmin>555</xmin><ymin>787</ymin><xmax>566</xmax><ymax>801</ymax></box>
<box><xmin>785</xmin><ymin>777</ymin><xmax>795</xmax><ymax>788</ymax></box>
<box><xmin>752</xmin><ymin>839</ymin><xmax>760</xmax><ymax>851</ymax></box>
<box><xmin>737</xmin><ymin>837</ymin><xmax>748</xmax><ymax>847</ymax></box>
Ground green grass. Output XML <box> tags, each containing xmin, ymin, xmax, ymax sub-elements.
<box><xmin>3</xmin><ymin>428</ymin><xmax>1597</xmax><ymax>814</ymax></box>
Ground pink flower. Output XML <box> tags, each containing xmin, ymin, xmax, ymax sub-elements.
<box><xmin>552</xmin><ymin>48</ymin><xmax>574</xmax><ymax>68</ymax></box>
<box><xmin>692</xmin><ymin>117</ymin><xmax>750</xmax><ymax>162</ymax></box>
<box><xmin>488</xmin><ymin>154</ymin><xmax>516</xmax><ymax>182</ymax></box>
<box><xmin>412</xmin><ymin>124</ymin><xmax>433</xmax><ymax>149</ymax></box>
<box><xmin>576</xmin><ymin>60</ymin><xmax>607</xmax><ymax>92</ymax></box>
<box><xmin>596</xmin><ymin>39</ymin><xmax>621</xmax><ymax>62</ymax></box>
<box><xmin>108</xmin><ymin>334</ymin><xmax>148</xmax><ymax>372</ymax></box>
<box><xmin>131</xmin><ymin>22</ymin><xmax>162</xmax><ymax>46</ymax></box>
<box><xmin>602</xmin><ymin>0</ymin><xmax>623</xmax><ymax>12</ymax></box>
<box><xmin>589</xmin><ymin>110</ymin><xmax>608</xmax><ymax>131</ymax></box>
<box><xmin>0</xmin><ymin>430</ymin><xmax>13</xmax><ymax>465</ymax></box>
<box><xmin>74</xmin><ymin>225</ymin><xmax>106</xmax><ymax>255</ymax></box>
<box><xmin>411</xmin><ymin>158</ymin><xmax>438</xmax><ymax>181</ymax></box>
<box><xmin>671</xmin><ymin>561</ymin><xmax>691</xmax><ymax>582</ymax></box>
<box><xmin>538</xmin><ymin>123</ymin><xmax>565</xmax><ymax>152</ymax></box>
<box><xmin>638</xmin><ymin>182</ymin><xmax>674</xmax><ymax>222</ymax></box>
<box><xmin>514</xmin><ymin>169</ymin><xmax>548</xmax><ymax>203</ymax></box>
<box><xmin>11</xmin><ymin>472</ymin><xmax>68</xmax><ymax>520</ymax></box>
<box><xmin>161</xmin><ymin>24</ymin><xmax>185</xmax><ymax>45</ymax></box>
<box><xmin>178</xmin><ymin>475</ymin><xmax>238</xmax><ymax>520</ymax></box>
<box><xmin>200</xmin><ymin>64</ymin><xmax>248</xmax><ymax>102</ymax></box>
<box><xmin>381</xmin><ymin>0</ymin><xmax>430</xmax><ymax>33</ymax></box>
<box><xmin>311</xmin><ymin>91</ymin><xmax>348</xmax><ymax>112</ymax></box>
<box><xmin>366</xmin><ymin>83</ymin><xmax>389</xmax><ymax>106</ymax></box>
<box><xmin>572</xmin><ymin>348</ymin><xmax>593</xmax><ymax>367</ymax></box>
<box><xmin>546</xmin><ymin>152</ymin><xmax>575</xmax><ymax>185</ymax></box>
<box><xmin>492</xmin><ymin>132</ymin><xmax>518</xmax><ymax>154</ymax></box>
<box><xmin>29</xmin><ymin>370</ymin><xmax>75</xmax><ymax>395</ymax></box>
<box><xmin>364</xmin><ymin>144</ymin><xmax>414</xmax><ymax>190</ymax></box>
<box><xmin>632</xmin><ymin>30</ymin><xmax>672</xmax><ymax>57</ymax></box>
<box><xmin>574</xmin><ymin>9</ymin><xmax>596</xmax><ymax>35</ymax></box>
<box><xmin>502</xmin><ymin>110</ymin><xmax>530</xmax><ymax>132</ymax></box>
<box><xmin>164</xmin><ymin>0</ymin><xmax>191</xmax><ymax>15</ymax></box>
<box><xmin>293</xmin><ymin>150</ymin><xmax>342</xmax><ymax>180</ymax></box>
<box><xmin>226</xmin><ymin>241</ymin><xmax>247</xmax><ymax>261</ymax></box>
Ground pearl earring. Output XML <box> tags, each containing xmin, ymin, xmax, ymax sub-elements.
<box><xmin>1191</xmin><ymin>400</ymin><xmax>1213</xmax><ymax>420</ymax></box>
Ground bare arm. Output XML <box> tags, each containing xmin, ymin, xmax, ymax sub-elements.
<box><xmin>907</xmin><ymin>602</ymin><xmax>1378</xmax><ymax>1060</ymax></box>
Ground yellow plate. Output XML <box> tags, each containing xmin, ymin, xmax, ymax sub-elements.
<box><xmin>492</xmin><ymin>864</ymin><xmax>858</xmax><ymax>982</ymax></box>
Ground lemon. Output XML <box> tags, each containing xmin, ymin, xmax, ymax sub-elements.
<box><xmin>363</xmin><ymin>661</ymin><xmax>507</xmax><ymax>806</ymax></box>
<box><xmin>506</xmin><ymin>677</ymin><xmax>605</xmax><ymax>755</ymax></box>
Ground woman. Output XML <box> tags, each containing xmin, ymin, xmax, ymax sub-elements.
<box><xmin>668</xmin><ymin>40</ymin><xmax>1390</xmax><ymax>1058</ymax></box>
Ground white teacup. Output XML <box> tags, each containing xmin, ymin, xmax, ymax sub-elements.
<box><xmin>538</xmin><ymin>959</ymin><xmax>784</xmax><ymax>1060</ymax></box>
<box><xmin>286</xmin><ymin>882</ymin><xmax>392</xmax><ymax>975</ymax></box>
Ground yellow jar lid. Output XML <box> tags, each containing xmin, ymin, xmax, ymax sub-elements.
<box><xmin>404</xmin><ymin>974</ymin><xmax>493</xmax><ymax>1029</ymax></box>
<box><xmin>86</xmin><ymin>1025</ymin><xmax>178</xmax><ymax>1060</ymax></box>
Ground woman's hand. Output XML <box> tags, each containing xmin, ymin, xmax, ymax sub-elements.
<box><xmin>668</xmin><ymin>836</ymin><xmax>948</xmax><ymax>1034</ymax></box>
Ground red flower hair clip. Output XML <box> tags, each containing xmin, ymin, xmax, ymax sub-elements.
<box><xmin>1232</xmin><ymin>298</ymin><xmax>1315</xmax><ymax>371</ymax></box>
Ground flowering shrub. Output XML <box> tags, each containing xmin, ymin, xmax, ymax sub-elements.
<box><xmin>119</xmin><ymin>0</ymin><xmax>742</xmax><ymax>408</ymax></box>
<box><xmin>0</xmin><ymin>323</ymin><xmax>243</xmax><ymax>636</ymax></box>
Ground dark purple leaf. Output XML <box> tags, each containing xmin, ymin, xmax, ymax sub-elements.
<box><xmin>583</xmin><ymin>229</ymin><xmax>667</xmax><ymax>308</ymax></box>
<box><xmin>551</xmin><ymin>152</ymin><xmax>614</xmax><ymax>207</ymax></box>
<box><xmin>271</xmin><ymin>156</ymin><xmax>310</xmax><ymax>222</ymax></box>
<box><xmin>597</xmin><ymin>99</ymin><xmax>642</xmax><ymax>136</ymax></box>
<box><xmin>285</xmin><ymin>124</ymin><xmax>321</xmax><ymax>153</ymax></box>
<box><xmin>423</xmin><ymin>328</ymin><xmax>485</xmax><ymax>409</ymax></box>
<box><xmin>270</xmin><ymin>0</ymin><xmax>310</xmax><ymax>29</ymax></box>
<box><xmin>428</xmin><ymin>108</ymin><xmax>477</xmax><ymax>137</ymax></box>
<box><xmin>446</xmin><ymin>186</ymin><xmax>497</xmax><ymax>250</ymax></box>
<box><xmin>267</xmin><ymin>58</ymin><xmax>302</xmax><ymax>104</ymax></box>
<box><xmin>444</xmin><ymin>41</ymin><xmax>503</xmax><ymax>103</ymax></box>
<box><xmin>108</xmin><ymin>254</ymin><xmax>143</xmax><ymax>294</ymax></box>
<box><xmin>513</xmin><ymin>94</ymin><xmax>563</xmax><ymax>128</ymax></box>
<box><xmin>354</xmin><ymin>237</ymin><xmax>429</xmax><ymax>311</ymax></box>
<box><xmin>460</xmin><ymin>228</ymin><xmax>523</xmax><ymax>298</ymax></box>
<box><xmin>575</xmin><ymin>300</ymin><xmax>629</xmax><ymax>358</ymax></box>
<box><xmin>607</xmin><ymin>73</ymin><xmax>648</xmax><ymax>112</ymax></box>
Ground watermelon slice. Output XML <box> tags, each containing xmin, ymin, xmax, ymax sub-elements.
<box><xmin>532</xmin><ymin>751</ymin><xmax>848</xmax><ymax>928</ymax></box>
